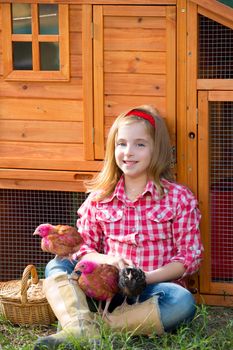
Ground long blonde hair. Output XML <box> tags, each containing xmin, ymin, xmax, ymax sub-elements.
<box><xmin>85</xmin><ymin>105</ymin><xmax>174</xmax><ymax>200</ymax></box>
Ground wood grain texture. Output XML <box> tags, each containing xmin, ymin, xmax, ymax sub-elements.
<box><xmin>186</xmin><ymin>1</ymin><xmax>198</xmax><ymax>193</ymax></box>
<box><xmin>176</xmin><ymin>0</ymin><xmax>187</xmax><ymax>184</ymax></box>
<box><xmin>197</xmin><ymin>91</ymin><xmax>211</xmax><ymax>294</ymax></box>
<box><xmin>0</xmin><ymin>120</ymin><xmax>83</xmax><ymax>143</ymax></box>
<box><xmin>0</xmin><ymin>98</ymin><xmax>83</xmax><ymax>120</ymax></box>
<box><xmin>82</xmin><ymin>4</ymin><xmax>94</xmax><ymax>160</ymax></box>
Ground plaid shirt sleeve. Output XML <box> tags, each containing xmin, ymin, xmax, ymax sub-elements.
<box><xmin>73</xmin><ymin>194</ymin><xmax>103</xmax><ymax>259</ymax></box>
<box><xmin>170</xmin><ymin>188</ymin><xmax>203</xmax><ymax>277</ymax></box>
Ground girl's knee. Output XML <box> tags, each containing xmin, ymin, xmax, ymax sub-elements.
<box><xmin>169</xmin><ymin>285</ymin><xmax>196</xmax><ymax>319</ymax></box>
<box><xmin>177</xmin><ymin>285</ymin><xmax>195</xmax><ymax>303</ymax></box>
<box><xmin>159</xmin><ymin>284</ymin><xmax>196</xmax><ymax>331</ymax></box>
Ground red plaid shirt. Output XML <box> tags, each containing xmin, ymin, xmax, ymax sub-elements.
<box><xmin>75</xmin><ymin>177</ymin><xmax>203</xmax><ymax>276</ymax></box>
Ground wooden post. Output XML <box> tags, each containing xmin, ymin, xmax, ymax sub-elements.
<box><xmin>176</xmin><ymin>0</ymin><xmax>187</xmax><ymax>184</ymax></box>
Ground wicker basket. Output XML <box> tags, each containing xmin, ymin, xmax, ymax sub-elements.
<box><xmin>0</xmin><ymin>264</ymin><xmax>56</xmax><ymax>325</ymax></box>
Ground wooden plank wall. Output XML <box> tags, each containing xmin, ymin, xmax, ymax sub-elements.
<box><xmin>0</xmin><ymin>5</ymin><xmax>87</xmax><ymax>172</ymax></box>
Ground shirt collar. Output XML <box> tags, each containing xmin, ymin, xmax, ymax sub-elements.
<box><xmin>99</xmin><ymin>175</ymin><xmax>163</xmax><ymax>204</ymax></box>
<box><xmin>99</xmin><ymin>176</ymin><xmax>124</xmax><ymax>203</ymax></box>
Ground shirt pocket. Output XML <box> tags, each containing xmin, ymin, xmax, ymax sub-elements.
<box><xmin>95</xmin><ymin>207</ymin><xmax>123</xmax><ymax>223</ymax></box>
<box><xmin>95</xmin><ymin>207</ymin><xmax>132</xmax><ymax>243</ymax></box>
<box><xmin>146</xmin><ymin>206</ymin><xmax>174</xmax><ymax>241</ymax></box>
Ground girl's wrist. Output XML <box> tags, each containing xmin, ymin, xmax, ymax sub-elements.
<box><xmin>145</xmin><ymin>270</ymin><xmax>158</xmax><ymax>284</ymax></box>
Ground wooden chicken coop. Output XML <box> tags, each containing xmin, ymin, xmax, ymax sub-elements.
<box><xmin>0</xmin><ymin>0</ymin><xmax>233</xmax><ymax>307</ymax></box>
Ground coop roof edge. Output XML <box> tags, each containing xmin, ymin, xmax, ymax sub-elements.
<box><xmin>191</xmin><ymin>0</ymin><xmax>233</xmax><ymax>24</ymax></box>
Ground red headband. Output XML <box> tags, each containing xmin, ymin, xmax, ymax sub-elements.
<box><xmin>125</xmin><ymin>109</ymin><xmax>156</xmax><ymax>128</ymax></box>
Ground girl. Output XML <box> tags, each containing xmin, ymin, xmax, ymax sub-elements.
<box><xmin>34</xmin><ymin>105</ymin><xmax>203</xmax><ymax>350</ymax></box>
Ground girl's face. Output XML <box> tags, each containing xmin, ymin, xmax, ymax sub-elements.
<box><xmin>115</xmin><ymin>121</ymin><xmax>154</xmax><ymax>181</ymax></box>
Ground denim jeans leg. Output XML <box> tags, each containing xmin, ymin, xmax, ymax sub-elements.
<box><xmin>45</xmin><ymin>256</ymin><xmax>77</xmax><ymax>277</ymax></box>
<box><xmin>139</xmin><ymin>282</ymin><xmax>196</xmax><ymax>332</ymax></box>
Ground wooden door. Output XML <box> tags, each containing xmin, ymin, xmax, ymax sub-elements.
<box><xmin>198</xmin><ymin>91</ymin><xmax>233</xmax><ymax>301</ymax></box>
<box><xmin>92</xmin><ymin>5</ymin><xmax>176</xmax><ymax>160</ymax></box>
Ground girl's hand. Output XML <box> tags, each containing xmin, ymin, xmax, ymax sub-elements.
<box><xmin>105</xmin><ymin>255</ymin><xmax>133</xmax><ymax>269</ymax></box>
<box><xmin>79</xmin><ymin>252</ymin><xmax>133</xmax><ymax>270</ymax></box>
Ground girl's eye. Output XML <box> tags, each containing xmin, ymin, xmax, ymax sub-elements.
<box><xmin>116</xmin><ymin>142</ymin><xmax>126</xmax><ymax>147</ymax></box>
<box><xmin>137</xmin><ymin>143</ymin><xmax>145</xmax><ymax>147</ymax></box>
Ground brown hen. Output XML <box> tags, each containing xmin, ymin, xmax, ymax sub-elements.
<box><xmin>33</xmin><ymin>223</ymin><xmax>83</xmax><ymax>259</ymax></box>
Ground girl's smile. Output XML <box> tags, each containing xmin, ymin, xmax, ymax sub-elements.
<box><xmin>123</xmin><ymin>160</ymin><xmax>138</xmax><ymax>167</ymax></box>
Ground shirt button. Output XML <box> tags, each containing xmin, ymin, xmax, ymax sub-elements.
<box><xmin>131</xmin><ymin>228</ymin><xmax>136</xmax><ymax>232</ymax></box>
<box><xmin>157</xmin><ymin>214</ymin><xmax>162</xmax><ymax>219</ymax></box>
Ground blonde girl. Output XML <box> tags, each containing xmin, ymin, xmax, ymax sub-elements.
<box><xmin>35</xmin><ymin>105</ymin><xmax>203</xmax><ymax>350</ymax></box>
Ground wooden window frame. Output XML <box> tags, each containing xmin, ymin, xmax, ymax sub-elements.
<box><xmin>197</xmin><ymin>6</ymin><xmax>233</xmax><ymax>90</ymax></box>
<box><xmin>2</xmin><ymin>3</ymin><xmax>69</xmax><ymax>82</ymax></box>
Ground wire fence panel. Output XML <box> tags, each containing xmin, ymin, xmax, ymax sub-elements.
<box><xmin>0</xmin><ymin>189</ymin><xmax>87</xmax><ymax>281</ymax></box>
<box><xmin>198</xmin><ymin>15</ymin><xmax>233</xmax><ymax>79</ymax></box>
<box><xmin>210</xmin><ymin>102</ymin><xmax>233</xmax><ymax>282</ymax></box>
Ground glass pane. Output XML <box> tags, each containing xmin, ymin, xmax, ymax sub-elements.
<box><xmin>39</xmin><ymin>4</ymin><xmax>59</xmax><ymax>35</ymax></box>
<box><xmin>13</xmin><ymin>42</ymin><xmax>32</xmax><ymax>70</ymax></box>
<box><xmin>12</xmin><ymin>4</ymin><xmax>32</xmax><ymax>34</ymax></box>
<box><xmin>40</xmin><ymin>42</ymin><xmax>60</xmax><ymax>71</ymax></box>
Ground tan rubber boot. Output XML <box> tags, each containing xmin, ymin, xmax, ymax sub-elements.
<box><xmin>34</xmin><ymin>272</ymin><xmax>99</xmax><ymax>349</ymax></box>
<box><xmin>104</xmin><ymin>296</ymin><xmax>164</xmax><ymax>336</ymax></box>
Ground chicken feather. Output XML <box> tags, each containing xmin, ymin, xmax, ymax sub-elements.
<box><xmin>118</xmin><ymin>266</ymin><xmax>147</xmax><ymax>302</ymax></box>
<box><xmin>33</xmin><ymin>223</ymin><xmax>83</xmax><ymax>259</ymax></box>
<box><xmin>74</xmin><ymin>260</ymin><xmax>119</xmax><ymax>318</ymax></box>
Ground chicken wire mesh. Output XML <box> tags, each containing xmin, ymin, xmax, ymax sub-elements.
<box><xmin>0</xmin><ymin>189</ymin><xmax>87</xmax><ymax>281</ymax></box>
<box><xmin>198</xmin><ymin>14</ymin><xmax>233</xmax><ymax>79</ymax></box>
<box><xmin>210</xmin><ymin>102</ymin><xmax>233</xmax><ymax>282</ymax></box>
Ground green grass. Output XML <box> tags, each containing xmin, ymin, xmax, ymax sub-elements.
<box><xmin>0</xmin><ymin>305</ymin><xmax>233</xmax><ymax>350</ymax></box>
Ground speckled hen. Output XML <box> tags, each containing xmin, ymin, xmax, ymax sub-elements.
<box><xmin>118</xmin><ymin>266</ymin><xmax>147</xmax><ymax>302</ymax></box>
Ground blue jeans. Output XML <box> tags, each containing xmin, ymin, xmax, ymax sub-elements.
<box><xmin>45</xmin><ymin>257</ymin><xmax>196</xmax><ymax>332</ymax></box>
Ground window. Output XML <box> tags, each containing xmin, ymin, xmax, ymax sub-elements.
<box><xmin>2</xmin><ymin>3</ymin><xmax>69</xmax><ymax>81</ymax></box>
